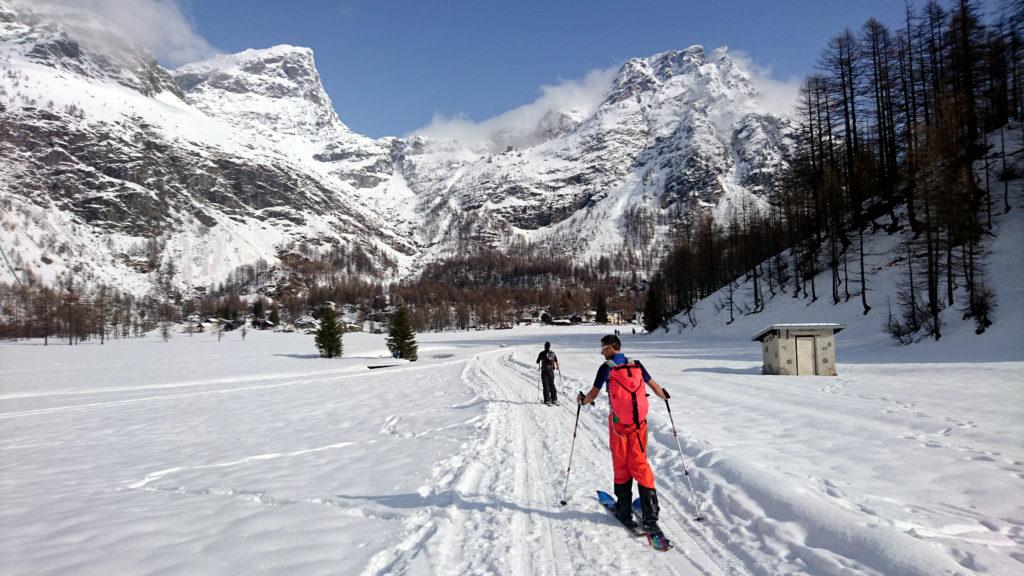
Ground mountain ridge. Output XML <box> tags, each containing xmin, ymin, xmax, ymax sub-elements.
<box><xmin>0</xmin><ymin>1</ymin><xmax>793</xmax><ymax>297</ymax></box>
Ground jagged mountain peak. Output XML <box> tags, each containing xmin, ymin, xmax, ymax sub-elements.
<box><xmin>173</xmin><ymin>43</ymin><xmax>358</xmax><ymax>148</ymax></box>
<box><xmin>175</xmin><ymin>44</ymin><xmax>335</xmax><ymax>110</ymax></box>
<box><xmin>605</xmin><ymin>44</ymin><xmax>754</xmax><ymax>107</ymax></box>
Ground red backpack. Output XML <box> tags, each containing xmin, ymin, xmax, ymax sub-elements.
<box><xmin>607</xmin><ymin>359</ymin><xmax>648</xmax><ymax>429</ymax></box>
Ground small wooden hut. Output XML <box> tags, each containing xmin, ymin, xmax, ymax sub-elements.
<box><xmin>752</xmin><ymin>323</ymin><xmax>845</xmax><ymax>376</ymax></box>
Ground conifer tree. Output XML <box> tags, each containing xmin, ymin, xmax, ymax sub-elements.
<box><xmin>315</xmin><ymin>306</ymin><xmax>343</xmax><ymax>358</ymax></box>
<box><xmin>387</xmin><ymin>301</ymin><xmax>418</xmax><ymax>361</ymax></box>
<box><xmin>643</xmin><ymin>276</ymin><xmax>663</xmax><ymax>333</ymax></box>
<box><xmin>595</xmin><ymin>292</ymin><xmax>609</xmax><ymax>324</ymax></box>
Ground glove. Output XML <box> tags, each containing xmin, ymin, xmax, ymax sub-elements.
<box><xmin>663</xmin><ymin>388</ymin><xmax>671</xmax><ymax>400</ymax></box>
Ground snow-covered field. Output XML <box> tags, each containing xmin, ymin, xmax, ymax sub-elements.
<box><xmin>1</xmin><ymin>309</ymin><xmax>1021</xmax><ymax>576</ymax></box>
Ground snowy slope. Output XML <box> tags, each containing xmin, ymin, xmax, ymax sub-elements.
<box><xmin>667</xmin><ymin>123</ymin><xmax>1024</xmax><ymax>361</ymax></box>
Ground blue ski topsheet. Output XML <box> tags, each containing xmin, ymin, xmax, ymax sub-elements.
<box><xmin>596</xmin><ymin>490</ymin><xmax>641</xmax><ymax>510</ymax></box>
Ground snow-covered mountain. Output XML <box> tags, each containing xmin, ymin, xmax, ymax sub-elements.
<box><xmin>401</xmin><ymin>46</ymin><xmax>792</xmax><ymax>262</ymax></box>
<box><xmin>0</xmin><ymin>0</ymin><xmax>792</xmax><ymax>295</ymax></box>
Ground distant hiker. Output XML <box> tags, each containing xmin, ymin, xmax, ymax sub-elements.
<box><xmin>632</xmin><ymin>327</ymin><xmax>636</xmax><ymax>335</ymax></box>
<box><xmin>578</xmin><ymin>334</ymin><xmax>670</xmax><ymax>540</ymax></box>
<box><xmin>536</xmin><ymin>341</ymin><xmax>559</xmax><ymax>405</ymax></box>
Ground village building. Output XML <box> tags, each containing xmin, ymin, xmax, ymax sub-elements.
<box><xmin>753</xmin><ymin>323</ymin><xmax>844</xmax><ymax>376</ymax></box>
<box><xmin>251</xmin><ymin>318</ymin><xmax>275</xmax><ymax>330</ymax></box>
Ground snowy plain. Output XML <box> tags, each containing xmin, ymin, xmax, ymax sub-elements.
<box><xmin>1</xmin><ymin>311</ymin><xmax>1022</xmax><ymax>575</ymax></box>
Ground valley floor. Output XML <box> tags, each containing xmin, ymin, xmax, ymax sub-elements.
<box><xmin>1</xmin><ymin>323</ymin><xmax>1021</xmax><ymax>575</ymax></box>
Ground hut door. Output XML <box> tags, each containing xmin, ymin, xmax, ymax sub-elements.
<box><xmin>795</xmin><ymin>337</ymin><xmax>816</xmax><ymax>375</ymax></box>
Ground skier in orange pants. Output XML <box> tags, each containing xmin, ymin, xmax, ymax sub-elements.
<box><xmin>578</xmin><ymin>334</ymin><xmax>669</xmax><ymax>539</ymax></box>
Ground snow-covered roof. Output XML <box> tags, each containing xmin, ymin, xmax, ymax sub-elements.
<box><xmin>752</xmin><ymin>323</ymin><xmax>845</xmax><ymax>342</ymax></box>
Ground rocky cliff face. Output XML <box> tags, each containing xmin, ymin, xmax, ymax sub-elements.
<box><xmin>0</xmin><ymin>1</ymin><xmax>791</xmax><ymax>296</ymax></box>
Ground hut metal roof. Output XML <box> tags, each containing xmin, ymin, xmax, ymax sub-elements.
<box><xmin>752</xmin><ymin>323</ymin><xmax>845</xmax><ymax>342</ymax></box>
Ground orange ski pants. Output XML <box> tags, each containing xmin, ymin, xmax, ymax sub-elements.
<box><xmin>609</xmin><ymin>417</ymin><xmax>655</xmax><ymax>489</ymax></box>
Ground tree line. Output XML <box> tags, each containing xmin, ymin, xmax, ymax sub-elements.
<box><xmin>0</xmin><ymin>272</ymin><xmax>176</xmax><ymax>343</ymax></box>
<box><xmin>646</xmin><ymin>0</ymin><xmax>1022</xmax><ymax>340</ymax></box>
<box><xmin>0</xmin><ymin>245</ymin><xmax>646</xmax><ymax>342</ymax></box>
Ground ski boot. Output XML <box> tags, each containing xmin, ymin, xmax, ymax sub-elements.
<box><xmin>639</xmin><ymin>485</ymin><xmax>673</xmax><ymax>551</ymax></box>
<box><xmin>614</xmin><ymin>480</ymin><xmax>641</xmax><ymax>533</ymax></box>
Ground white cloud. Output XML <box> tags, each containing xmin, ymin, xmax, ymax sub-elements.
<box><xmin>411</xmin><ymin>65</ymin><xmax>619</xmax><ymax>153</ymax></box>
<box><xmin>11</xmin><ymin>0</ymin><xmax>218</xmax><ymax>66</ymax></box>
<box><xmin>730</xmin><ymin>51</ymin><xmax>801</xmax><ymax>118</ymax></box>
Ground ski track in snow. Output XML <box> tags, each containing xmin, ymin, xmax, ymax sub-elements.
<box><xmin>358</xmin><ymin>347</ymin><xmax>756</xmax><ymax>576</ymax></box>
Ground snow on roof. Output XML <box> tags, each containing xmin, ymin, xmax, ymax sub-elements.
<box><xmin>752</xmin><ymin>323</ymin><xmax>846</xmax><ymax>342</ymax></box>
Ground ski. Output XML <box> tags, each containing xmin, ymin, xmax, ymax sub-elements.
<box><xmin>596</xmin><ymin>490</ymin><xmax>645</xmax><ymax>536</ymax></box>
<box><xmin>597</xmin><ymin>490</ymin><xmax>674</xmax><ymax>550</ymax></box>
<box><xmin>631</xmin><ymin>498</ymin><xmax>674</xmax><ymax>552</ymax></box>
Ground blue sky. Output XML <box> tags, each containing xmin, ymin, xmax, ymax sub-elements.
<box><xmin>151</xmin><ymin>1</ymin><xmax>998</xmax><ymax>137</ymax></box>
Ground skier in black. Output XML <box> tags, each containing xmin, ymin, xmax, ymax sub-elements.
<box><xmin>536</xmin><ymin>341</ymin><xmax>559</xmax><ymax>404</ymax></box>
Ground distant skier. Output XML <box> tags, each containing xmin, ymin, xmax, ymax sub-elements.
<box><xmin>536</xmin><ymin>341</ymin><xmax>559</xmax><ymax>405</ymax></box>
<box><xmin>578</xmin><ymin>334</ymin><xmax>670</xmax><ymax>543</ymax></box>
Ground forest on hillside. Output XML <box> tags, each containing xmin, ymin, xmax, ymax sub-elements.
<box><xmin>645</xmin><ymin>0</ymin><xmax>1022</xmax><ymax>341</ymax></box>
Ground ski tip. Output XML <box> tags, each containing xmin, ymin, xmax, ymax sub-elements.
<box><xmin>646</xmin><ymin>533</ymin><xmax>674</xmax><ymax>551</ymax></box>
<box><xmin>694</xmin><ymin>516</ymin><xmax>706</xmax><ymax>522</ymax></box>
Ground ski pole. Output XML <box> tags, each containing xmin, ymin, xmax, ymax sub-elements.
<box><xmin>663</xmin><ymin>392</ymin><xmax>705</xmax><ymax>521</ymax></box>
<box><xmin>539</xmin><ymin>367</ymin><xmax>545</xmax><ymax>403</ymax></box>
<box><xmin>559</xmin><ymin>393</ymin><xmax>584</xmax><ymax>506</ymax></box>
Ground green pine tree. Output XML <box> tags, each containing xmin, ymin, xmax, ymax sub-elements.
<box><xmin>595</xmin><ymin>292</ymin><xmax>609</xmax><ymax>324</ymax></box>
<box><xmin>386</xmin><ymin>301</ymin><xmax>418</xmax><ymax>361</ymax></box>
<box><xmin>643</xmin><ymin>277</ymin><xmax>663</xmax><ymax>333</ymax></box>
<box><xmin>315</xmin><ymin>306</ymin><xmax>344</xmax><ymax>358</ymax></box>
<box><xmin>268</xmin><ymin>306</ymin><xmax>280</xmax><ymax>326</ymax></box>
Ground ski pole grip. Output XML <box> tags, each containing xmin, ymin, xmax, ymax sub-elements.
<box><xmin>663</xmin><ymin>388</ymin><xmax>671</xmax><ymax>400</ymax></box>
